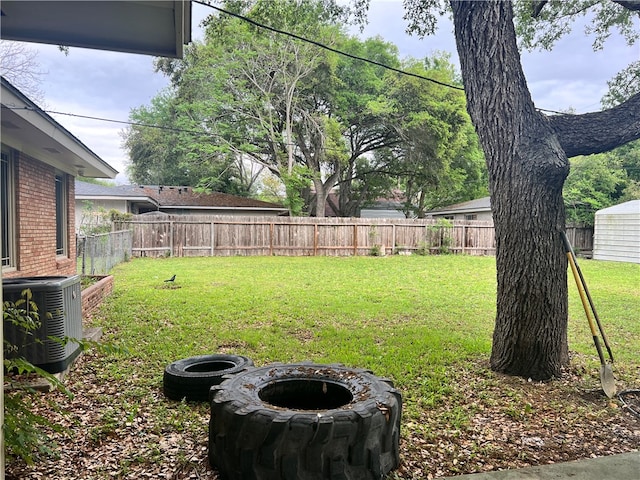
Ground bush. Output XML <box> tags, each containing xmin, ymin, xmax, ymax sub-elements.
<box><xmin>3</xmin><ymin>289</ymin><xmax>122</xmax><ymax>464</ymax></box>
<box><xmin>3</xmin><ymin>289</ymin><xmax>70</xmax><ymax>464</ymax></box>
<box><xmin>426</xmin><ymin>219</ymin><xmax>454</xmax><ymax>255</ymax></box>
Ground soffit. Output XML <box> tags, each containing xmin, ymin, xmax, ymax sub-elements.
<box><xmin>0</xmin><ymin>1</ymin><xmax>191</xmax><ymax>58</ymax></box>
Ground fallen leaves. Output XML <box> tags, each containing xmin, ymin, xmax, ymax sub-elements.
<box><xmin>5</xmin><ymin>353</ymin><xmax>640</xmax><ymax>479</ymax></box>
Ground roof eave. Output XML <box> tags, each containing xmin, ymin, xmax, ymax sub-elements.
<box><xmin>0</xmin><ymin>1</ymin><xmax>192</xmax><ymax>59</ymax></box>
<box><xmin>1</xmin><ymin>78</ymin><xmax>118</xmax><ymax>178</ymax></box>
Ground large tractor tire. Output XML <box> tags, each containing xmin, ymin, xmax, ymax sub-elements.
<box><xmin>209</xmin><ymin>362</ymin><xmax>402</xmax><ymax>480</ymax></box>
<box><xmin>163</xmin><ymin>354</ymin><xmax>253</xmax><ymax>402</ymax></box>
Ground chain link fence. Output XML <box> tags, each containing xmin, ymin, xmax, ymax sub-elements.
<box><xmin>76</xmin><ymin>230</ymin><xmax>133</xmax><ymax>275</ymax></box>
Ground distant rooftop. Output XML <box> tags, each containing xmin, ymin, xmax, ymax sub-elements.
<box><xmin>75</xmin><ymin>180</ymin><xmax>285</xmax><ymax>211</ymax></box>
<box><xmin>427</xmin><ymin>196</ymin><xmax>491</xmax><ymax>215</ymax></box>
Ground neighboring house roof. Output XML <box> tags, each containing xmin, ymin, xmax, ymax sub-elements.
<box><xmin>0</xmin><ymin>0</ymin><xmax>191</xmax><ymax>58</ymax></box>
<box><xmin>1</xmin><ymin>77</ymin><xmax>118</xmax><ymax>179</ymax></box>
<box><xmin>75</xmin><ymin>181</ymin><xmax>287</xmax><ymax>213</ymax></box>
<box><xmin>75</xmin><ymin>181</ymin><xmax>158</xmax><ymax>209</ymax></box>
<box><xmin>595</xmin><ymin>199</ymin><xmax>640</xmax><ymax>216</ymax></box>
<box><xmin>135</xmin><ymin>185</ymin><xmax>287</xmax><ymax>212</ymax></box>
<box><xmin>427</xmin><ymin>196</ymin><xmax>492</xmax><ymax>216</ymax></box>
<box><xmin>359</xmin><ymin>192</ymin><xmax>407</xmax><ymax>218</ymax></box>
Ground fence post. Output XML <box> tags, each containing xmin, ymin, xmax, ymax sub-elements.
<box><xmin>270</xmin><ymin>222</ymin><xmax>274</xmax><ymax>256</ymax></box>
<box><xmin>353</xmin><ymin>224</ymin><xmax>358</xmax><ymax>256</ymax></box>
<box><xmin>462</xmin><ymin>224</ymin><xmax>466</xmax><ymax>254</ymax></box>
<box><xmin>210</xmin><ymin>222</ymin><xmax>215</xmax><ymax>257</ymax></box>
<box><xmin>314</xmin><ymin>224</ymin><xmax>318</xmax><ymax>256</ymax></box>
<box><xmin>81</xmin><ymin>236</ymin><xmax>86</xmax><ymax>275</ymax></box>
<box><xmin>392</xmin><ymin>224</ymin><xmax>396</xmax><ymax>253</ymax></box>
<box><xmin>170</xmin><ymin>221</ymin><xmax>174</xmax><ymax>257</ymax></box>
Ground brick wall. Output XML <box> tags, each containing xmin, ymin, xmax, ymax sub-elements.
<box><xmin>81</xmin><ymin>275</ymin><xmax>114</xmax><ymax>319</ymax></box>
<box><xmin>3</xmin><ymin>152</ymin><xmax>77</xmax><ymax>278</ymax></box>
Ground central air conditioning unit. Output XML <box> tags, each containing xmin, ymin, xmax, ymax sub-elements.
<box><xmin>3</xmin><ymin>275</ymin><xmax>83</xmax><ymax>373</ymax></box>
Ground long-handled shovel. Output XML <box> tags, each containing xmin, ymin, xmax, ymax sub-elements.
<box><xmin>564</xmin><ymin>236</ymin><xmax>615</xmax><ymax>364</ymax></box>
<box><xmin>561</xmin><ymin>231</ymin><xmax>616</xmax><ymax>398</ymax></box>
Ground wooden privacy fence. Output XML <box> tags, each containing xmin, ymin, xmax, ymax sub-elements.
<box><xmin>116</xmin><ymin>214</ymin><xmax>593</xmax><ymax>258</ymax></box>
<box><xmin>118</xmin><ymin>214</ymin><xmax>496</xmax><ymax>257</ymax></box>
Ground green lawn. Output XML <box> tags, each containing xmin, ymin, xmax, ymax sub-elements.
<box><xmin>97</xmin><ymin>255</ymin><xmax>639</xmax><ymax>418</ymax></box>
<box><xmin>9</xmin><ymin>255</ymin><xmax>639</xmax><ymax>478</ymax></box>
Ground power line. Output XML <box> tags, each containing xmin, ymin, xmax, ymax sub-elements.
<box><xmin>195</xmin><ymin>1</ymin><xmax>582</xmax><ymax>116</ymax></box>
<box><xmin>536</xmin><ymin>107</ymin><xmax>574</xmax><ymax>115</ymax></box>
<box><xmin>2</xmin><ymin>105</ymin><xmax>208</xmax><ymax>136</ymax></box>
<box><xmin>1</xmin><ymin>105</ymin><xmax>357</xmax><ymax>155</ymax></box>
<box><xmin>194</xmin><ymin>0</ymin><xmax>465</xmax><ymax>92</ymax></box>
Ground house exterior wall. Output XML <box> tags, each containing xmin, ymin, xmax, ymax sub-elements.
<box><xmin>3</xmin><ymin>151</ymin><xmax>76</xmax><ymax>278</ymax></box>
<box><xmin>75</xmin><ymin>198</ymin><xmax>129</xmax><ymax>233</ymax></box>
<box><xmin>430</xmin><ymin>211</ymin><xmax>494</xmax><ymax>222</ymax></box>
<box><xmin>157</xmin><ymin>208</ymin><xmax>284</xmax><ymax>216</ymax></box>
<box><xmin>360</xmin><ymin>209</ymin><xmax>406</xmax><ymax>219</ymax></box>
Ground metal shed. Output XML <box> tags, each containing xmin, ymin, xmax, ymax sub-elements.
<box><xmin>593</xmin><ymin>200</ymin><xmax>640</xmax><ymax>264</ymax></box>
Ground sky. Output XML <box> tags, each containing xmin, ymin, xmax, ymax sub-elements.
<box><xmin>9</xmin><ymin>0</ymin><xmax>640</xmax><ymax>184</ymax></box>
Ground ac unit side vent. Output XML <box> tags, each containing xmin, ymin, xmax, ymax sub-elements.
<box><xmin>3</xmin><ymin>275</ymin><xmax>83</xmax><ymax>373</ymax></box>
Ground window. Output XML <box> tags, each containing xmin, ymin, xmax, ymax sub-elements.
<box><xmin>1</xmin><ymin>147</ymin><xmax>16</xmax><ymax>269</ymax></box>
<box><xmin>465</xmin><ymin>214</ymin><xmax>477</xmax><ymax>221</ymax></box>
<box><xmin>55</xmin><ymin>173</ymin><xmax>67</xmax><ymax>256</ymax></box>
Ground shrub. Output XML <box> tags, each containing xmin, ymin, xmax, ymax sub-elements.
<box><xmin>3</xmin><ymin>289</ymin><xmax>70</xmax><ymax>464</ymax></box>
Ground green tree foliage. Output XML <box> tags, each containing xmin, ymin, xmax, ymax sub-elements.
<box><xmin>514</xmin><ymin>0</ymin><xmax>639</xmax><ymax>51</ymax></box>
<box><xmin>564</xmin><ymin>140</ymin><xmax>640</xmax><ymax>225</ymax></box>
<box><xmin>152</xmin><ymin>0</ymin><xmax>353</xmax><ymax>214</ymax></box>
<box><xmin>122</xmin><ymin>89</ymin><xmax>250</xmax><ymax>194</ymax></box>
<box><xmin>124</xmin><ymin>0</ymin><xmax>486</xmax><ymax>216</ymax></box>
<box><xmin>328</xmin><ymin>35</ymin><xmax>404</xmax><ymax>216</ymax></box>
<box><xmin>563</xmin><ymin>153</ymin><xmax>628</xmax><ymax>224</ymax></box>
<box><xmin>380</xmin><ymin>55</ymin><xmax>486</xmax><ymax>217</ymax></box>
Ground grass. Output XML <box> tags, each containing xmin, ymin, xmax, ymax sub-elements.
<box><xmin>95</xmin><ymin>255</ymin><xmax>639</xmax><ymax>420</ymax></box>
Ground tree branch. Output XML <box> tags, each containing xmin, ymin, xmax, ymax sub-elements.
<box><xmin>548</xmin><ymin>92</ymin><xmax>640</xmax><ymax>157</ymax></box>
<box><xmin>612</xmin><ymin>1</ymin><xmax>640</xmax><ymax>12</ymax></box>
<box><xmin>531</xmin><ymin>1</ymin><xmax>548</xmax><ymax>18</ymax></box>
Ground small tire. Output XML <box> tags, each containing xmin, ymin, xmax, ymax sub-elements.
<box><xmin>163</xmin><ymin>354</ymin><xmax>253</xmax><ymax>402</ymax></box>
<box><xmin>209</xmin><ymin>362</ymin><xmax>402</xmax><ymax>479</ymax></box>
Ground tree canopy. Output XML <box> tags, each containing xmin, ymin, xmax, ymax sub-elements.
<box><xmin>122</xmin><ymin>0</ymin><xmax>486</xmax><ymax>216</ymax></box>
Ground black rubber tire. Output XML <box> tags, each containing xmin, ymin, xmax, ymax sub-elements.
<box><xmin>163</xmin><ymin>354</ymin><xmax>253</xmax><ymax>402</ymax></box>
<box><xmin>209</xmin><ymin>362</ymin><xmax>402</xmax><ymax>480</ymax></box>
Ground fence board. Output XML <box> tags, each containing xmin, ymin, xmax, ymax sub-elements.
<box><xmin>115</xmin><ymin>214</ymin><xmax>592</xmax><ymax>259</ymax></box>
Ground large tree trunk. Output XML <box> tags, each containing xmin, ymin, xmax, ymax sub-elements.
<box><xmin>451</xmin><ymin>1</ymin><xmax>570</xmax><ymax>379</ymax></box>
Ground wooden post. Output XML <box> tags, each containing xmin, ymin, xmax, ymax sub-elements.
<box><xmin>353</xmin><ymin>223</ymin><xmax>358</xmax><ymax>256</ymax></box>
<box><xmin>170</xmin><ymin>221</ymin><xmax>174</xmax><ymax>257</ymax></box>
<box><xmin>392</xmin><ymin>224</ymin><xmax>396</xmax><ymax>254</ymax></box>
<box><xmin>270</xmin><ymin>222</ymin><xmax>274</xmax><ymax>256</ymax></box>
<box><xmin>314</xmin><ymin>223</ymin><xmax>318</xmax><ymax>256</ymax></box>
<box><xmin>211</xmin><ymin>222</ymin><xmax>216</xmax><ymax>257</ymax></box>
<box><xmin>462</xmin><ymin>224</ymin><xmax>466</xmax><ymax>254</ymax></box>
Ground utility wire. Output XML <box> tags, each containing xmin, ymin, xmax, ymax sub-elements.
<box><xmin>2</xmin><ymin>105</ymin><xmax>208</xmax><ymax>136</ymax></box>
<box><xmin>2</xmin><ymin>105</ymin><xmax>353</xmax><ymax>155</ymax></box>
<box><xmin>194</xmin><ymin>0</ymin><xmax>465</xmax><ymax>91</ymax></box>
<box><xmin>12</xmin><ymin>105</ymin><xmax>623</xmax><ymax>164</ymax></box>
<box><xmin>195</xmin><ymin>1</ymin><xmax>584</xmax><ymax>116</ymax></box>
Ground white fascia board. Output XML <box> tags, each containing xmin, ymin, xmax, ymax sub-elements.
<box><xmin>2</xmin><ymin>81</ymin><xmax>118</xmax><ymax>178</ymax></box>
